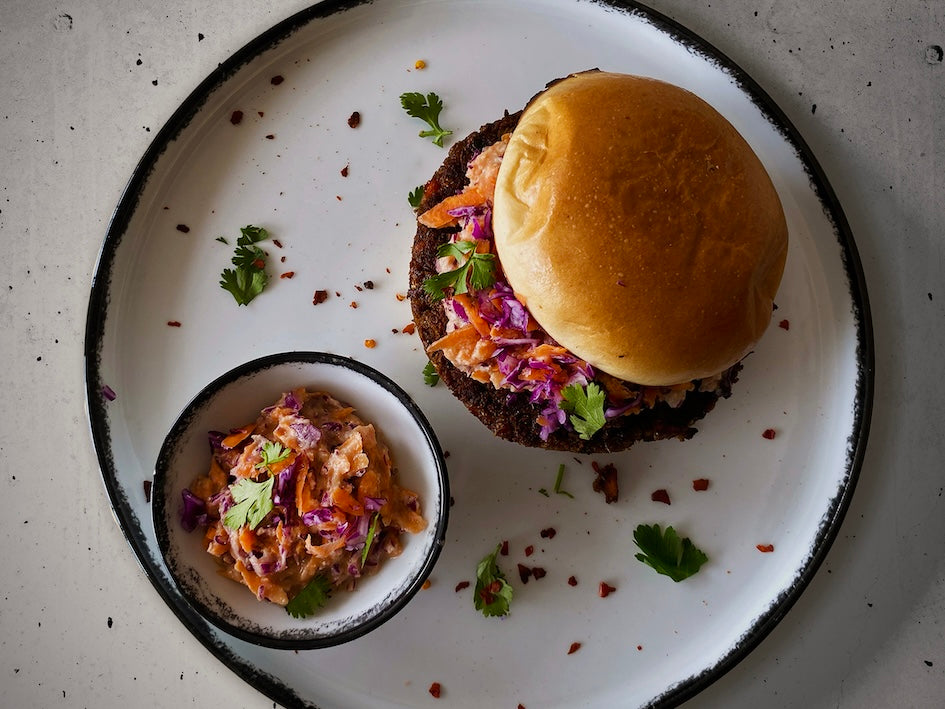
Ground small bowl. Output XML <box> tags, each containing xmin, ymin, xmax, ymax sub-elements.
<box><xmin>151</xmin><ymin>351</ymin><xmax>449</xmax><ymax>649</ymax></box>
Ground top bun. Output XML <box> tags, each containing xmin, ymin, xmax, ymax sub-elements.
<box><xmin>492</xmin><ymin>72</ymin><xmax>788</xmax><ymax>386</ymax></box>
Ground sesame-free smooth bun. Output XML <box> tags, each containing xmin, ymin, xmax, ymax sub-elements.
<box><xmin>493</xmin><ymin>72</ymin><xmax>788</xmax><ymax>386</ymax></box>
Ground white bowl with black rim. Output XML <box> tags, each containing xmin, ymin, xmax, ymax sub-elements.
<box><xmin>151</xmin><ymin>351</ymin><xmax>449</xmax><ymax>649</ymax></box>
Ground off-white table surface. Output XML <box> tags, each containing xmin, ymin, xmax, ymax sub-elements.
<box><xmin>2</xmin><ymin>1</ymin><xmax>943</xmax><ymax>707</ymax></box>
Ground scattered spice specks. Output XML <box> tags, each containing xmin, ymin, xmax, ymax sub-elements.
<box><xmin>347</xmin><ymin>111</ymin><xmax>361</xmax><ymax>128</ymax></box>
<box><xmin>402</xmin><ymin>323</ymin><xmax>416</xmax><ymax>335</ymax></box>
<box><xmin>340</xmin><ymin>164</ymin><xmax>349</xmax><ymax>177</ymax></box>
<box><xmin>312</xmin><ymin>290</ymin><xmax>328</xmax><ymax>305</ymax></box>
<box><xmin>421</xmin><ymin>579</ymin><xmax>432</xmax><ymax>590</ymax></box>
<box><xmin>540</xmin><ymin>527</ymin><xmax>556</xmax><ymax>539</ymax></box>
<box><xmin>925</xmin><ymin>660</ymin><xmax>934</xmax><ymax>667</ymax></box>
<box><xmin>524</xmin><ymin>545</ymin><xmax>534</xmax><ymax>557</ymax></box>
<box><xmin>175</xmin><ymin>224</ymin><xmax>190</xmax><ymax>233</ymax></box>
<box><xmin>500</xmin><ymin>540</ymin><xmax>509</xmax><ymax>556</ymax></box>
<box><xmin>591</xmin><ymin>460</ymin><xmax>619</xmax><ymax>503</ymax></box>
<box><xmin>651</xmin><ymin>488</ymin><xmax>671</xmax><ymax>505</ymax></box>
<box><xmin>167</xmin><ymin>320</ymin><xmax>181</xmax><ymax>327</ymax></box>
<box><xmin>567</xmin><ymin>642</ymin><xmax>582</xmax><ymax>655</ymax></box>
<box><xmin>518</xmin><ymin>563</ymin><xmax>532</xmax><ymax>584</ymax></box>
<box><xmin>349</xmin><ymin>301</ymin><xmax>358</xmax><ymax>309</ymax></box>
<box><xmin>107</xmin><ymin>617</ymin><xmax>113</xmax><ymax>629</ymax></box>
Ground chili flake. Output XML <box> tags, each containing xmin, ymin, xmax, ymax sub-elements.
<box><xmin>757</xmin><ymin>544</ymin><xmax>775</xmax><ymax>553</ymax></box>
<box><xmin>567</xmin><ymin>642</ymin><xmax>582</xmax><ymax>655</ymax></box>
<box><xmin>428</xmin><ymin>682</ymin><xmax>441</xmax><ymax>698</ymax></box>
<box><xmin>651</xmin><ymin>488</ymin><xmax>671</xmax><ymax>505</ymax></box>
<box><xmin>693</xmin><ymin>478</ymin><xmax>710</xmax><ymax>491</ymax></box>
<box><xmin>762</xmin><ymin>428</ymin><xmax>777</xmax><ymax>440</ymax></box>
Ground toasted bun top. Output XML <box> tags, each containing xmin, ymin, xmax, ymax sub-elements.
<box><xmin>492</xmin><ymin>72</ymin><xmax>788</xmax><ymax>386</ymax></box>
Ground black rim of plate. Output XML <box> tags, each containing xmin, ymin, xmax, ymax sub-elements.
<box><xmin>151</xmin><ymin>351</ymin><xmax>450</xmax><ymax>650</ymax></box>
<box><xmin>83</xmin><ymin>1</ymin><xmax>874</xmax><ymax>707</ymax></box>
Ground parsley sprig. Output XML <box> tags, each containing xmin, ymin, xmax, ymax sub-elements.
<box><xmin>219</xmin><ymin>225</ymin><xmax>271</xmax><ymax>306</ymax></box>
<box><xmin>422</xmin><ymin>360</ymin><xmax>440</xmax><ymax>386</ymax></box>
<box><xmin>255</xmin><ymin>440</ymin><xmax>290</xmax><ymax>471</ymax></box>
<box><xmin>633</xmin><ymin>523</ymin><xmax>708</xmax><ymax>582</ymax></box>
<box><xmin>285</xmin><ymin>574</ymin><xmax>332</xmax><ymax>618</ymax></box>
<box><xmin>423</xmin><ymin>240</ymin><xmax>497</xmax><ymax>301</ymax></box>
<box><xmin>408</xmin><ymin>185</ymin><xmax>425</xmax><ymax>209</ymax></box>
<box><xmin>474</xmin><ymin>544</ymin><xmax>513</xmax><ymax>617</ymax></box>
<box><xmin>222</xmin><ymin>476</ymin><xmax>275</xmax><ymax>531</ymax></box>
<box><xmin>560</xmin><ymin>382</ymin><xmax>607</xmax><ymax>440</ymax></box>
<box><xmin>400</xmin><ymin>92</ymin><xmax>453</xmax><ymax>147</ymax></box>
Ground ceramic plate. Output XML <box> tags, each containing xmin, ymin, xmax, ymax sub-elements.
<box><xmin>85</xmin><ymin>1</ymin><xmax>872</xmax><ymax>707</ymax></box>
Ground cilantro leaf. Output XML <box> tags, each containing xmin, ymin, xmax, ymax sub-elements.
<box><xmin>408</xmin><ymin>185</ymin><xmax>425</xmax><ymax>209</ymax></box>
<box><xmin>222</xmin><ymin>476</ymin><xmax>275</xmax><ymax>530</ymax></box>
<box><xmin>633</xmin><ymin>523</ymin><xmax>708</xmax><ymax>582</ymax></box>
<box><xmin>560</xmin><ymin>382</ymin><xmax>607</xmax><ymax>440</ymax></box>
<box><xmin>422</xmin><ymin>240</ymin><xmax>497</xmax><ymax>300</ymax></box>
<box><xmin>255</xmin><ymin>440</ymin><xmax>290</xmax><ymax>471</ymax></box>
<box><xmin>285</xmin><ymin>574</ymin><xmax>332</xmax><ymax>618</ymax></box>
<box><xmin>219</xmin><ymin>224</ymin><xmax>271</xmax><ymax>306</ymax></box>
<box><xmin>360</xmin><ymin>512</ymin><xmax>380</xmax><ymax>567</ymax></box>
<box><xmin>422</xmin><ymin>360</ymin><xmax>440</xmax><ymax>386</ymax></box>
<box><xmin>474</xmin><ymin>544</ymin><xmax>513</xmax><ymax>617</ymax></box>
<box><xmin>400</xmin><ymin>92</ymin><xmax>453</xmax><ymax>147</ymax></box>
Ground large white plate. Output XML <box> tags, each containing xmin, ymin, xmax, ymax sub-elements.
<box><xmin>85</xmin><ymin>1</ymin><xmax>872</xmax><ymax>707</ymax></box>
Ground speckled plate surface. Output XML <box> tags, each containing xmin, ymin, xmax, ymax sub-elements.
<box><xmin>84</xmin><ymin>1</ymin><xmax>872</xmax><ymax>707</ymax></box>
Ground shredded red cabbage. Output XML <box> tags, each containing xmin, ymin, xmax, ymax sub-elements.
<box><xmin>179</xmin><ymin>488</ymin><xmax>207</xmax><ymax>532</ymax></box>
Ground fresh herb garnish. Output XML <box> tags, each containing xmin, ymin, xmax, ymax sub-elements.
<box><xmin>219</xmin><ymin>224</ymin><xmax>271</xmax><ymax>306</ymax></box>
<box><xmin>285</xmin><ymin>574</ymin><xmax>332</xmax><ymax>618</ymax></box>
<box><xmin>474</xmin><ymin>543</ymin><xmax>514</xmax><ymax>617</ymax></box>
<box><xmin>537</xmin><ymin>488</ymin><xmax>550</xmax><ymax>497</ymax></box>
<box><xmin>400</xmin><ymin>91</ymin><xmax>453</xmax><ymax>147</ymax></box>
<box><xmin>553</xmin><ymin>463</ymin><xmax>574</xmax><ymax>498</ymax></box>
<box><xmin>361</xmin><ymin>512</ymin><xmax>380</xmax><ymax>567</ymax></box>
<box><xmin>408</xmin><ymin>185</ymin><xmax>425</xmax><ymax>209</ymax></box>
<box><xmin>422</xmin><ymin>360</ymin><xmax>440</xmax><ymax>386</ymax></box>
<box><xmin>255</xmin><ymin>440</ymin><xmax>290</xmax><ymax>471</ymax></box>
<box><xmin>222</xmin><ymin>476</ymin><xmax>275</xmax><ymax>531</ymax></box>
<box><xmin>560</xmin><ymin>382</ymin><xmax>607</xmax><ymax>440</ymax></box>
<box><xmin>215</xmin><ymin>236</ymin><xmax>229</xmax><ymax>244</ymax></box>
<box><xmin>633</xmin><ymin>523</ymin><xmax>708</xmax><ymax>582</ymax></box>
<box><xmin>422</xmin><ymin>240</ymin><xmax>497</xmax><ymax>300</ymax></box>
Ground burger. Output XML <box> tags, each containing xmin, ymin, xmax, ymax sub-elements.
<box><xmin>408</xmin><ymin>71</ymin><xmax>788</xmax><ymax>453</ymax></box>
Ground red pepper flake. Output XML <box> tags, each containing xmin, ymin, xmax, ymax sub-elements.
<box><xmin>540</xmin><ymin>527</ymin><xmax>556</xmax><ymax>539</ymax></box>
<box><xmin>312</xmin><ymin>289</ymin><xmax>328</xmax><ymax>305</ymax></box>
<box><xmin>778</xmin><ymin>319</ymin><xmax>790</xmax><ymax>330</ymax></box>
<box><xmin>591</xmin><ymin>461</ymin><xmax>619</xmax><ymax>503</ymax></box>
<box><xmin>364</xmin><ymin>339</ymin><xmax>377</xmax><ymax>349</ymax></box>
<box><xmin>518</xmin><ymin>705</ymin><xmax>526</xmax><ymax>709</ymax></box>
<box><xmin>637</xmin><ymin>645</ymin><xmax>643</xmax><ymax>651</ymax></box>
<box><xmin>354</xmin><ymin>284</ymin><xmax>363</xmax><ymax>292</ymax></box>
<box><xmin>340</xmin><ymin>164</ymin><xmax>349</xmax><ymax>177</ymax></box>
<box><xmin>517</xmin><ymin>563</ymin><xmax>532</xmax><ymax>584</ymax></box>
<box><xmin>270</xmin><ymin>74</ymin><xmax>284</xmax><ymax>85</ymax></box>
<box><xmin>175</xmin><ymin>224</ymin><xmax>190</xmax><ymax>233</ymax></box>
<box><xmin>363</xmin><ymin>280</ymin><xmax>374</xmax><ymax>290</ymax></box>
<box><xmin>524</xmin><ymin>545</ymin><xmax>534</xmax><ymax>557</ymax></box>
<box><xmin>762</xmin><ymin>428</ymin><xmax>777</xmax><ymax>440</ymax></box>
<box><xmin>265</xmin><ymin>134</ymin><xmax>275</xmax><ymax>140</ymax></box>
<box><xmin>349</xmin><ymin>301</ymin><xmax>358</xmax><ymax>309</ymax></box>
<box><xmin>257</xmin><ymin>111</ymin><xmax>264</xmax><ymax>117</ymax></box>
<box><xmin>336</xmin><ymin>195</ymin><xmax>342</xmax><ymax>201</ymax></box>
<box><xmin>348</xmin><ymin>111</ymin><xmax>361</xmax><ymax>128</ymax></box>
<box><xmin>499</xmin><ymin>540</ymin><xmax>509</xmax><ymax>556</ymax></box>
<box><xmin>693</xmin><ymin>478</ymin><xmax>710</xmax><ymax>491</ymax></box>
<box><xmin>428</xmin><ymin>682</ymin><xmax>441</xmax><ymax>698</ymax></box>
<box><xmin>143</xmin><ymin>479</ymin><xmax>152</xmax><ymax>503</ymax></box>
<box><xmin>402</xmin><ymin>322</ymin><xmax>416</xmax><ymax>335</ymax></box>
<box><xmin>395</xmin><ymin>292</ymin><xmax>407</xmax><ymax>302</ymax></box>
<box><xmin>166</xmin><ymin>320</ymin><xmax>181</xmax><ymax>327</ymax></box>
<box><xmin>280</xmin><ymin>255</ymin><xmax>286</xmax><ymax>263</ymax></box>
<box><xmin>421</xmin><ymin>579</ymin><xmax>432</xmax><ymax>590</ymax></box>
<box><xmin>567</xmin><ymin>642</ymin><xmax>582</xmax><ymax>655</ymax></box>
<box><xmin>567</xmin><ymin>575</ymin><xmax>578</xmax><ymax>586</ymax></box>
<box><xmin>280</xmin><ymin>271</ymin><xmax>295</xmax><ymax>279</ymax></box>
<box><xmin>252</xmin><ymin>258</ymin><xmax>265</xmax><ymax>269</ymax></box>
<box><xmin>531</xmin><ymin>566</ymin><xmax>546</xmax><ymax>580</ymax></box>
<box><xmin>229</xmin><ymin>109</ymin><xmax>243</xmax><ymax>125</ymax></box>
<box><xmin>756</xmin><ymin>544</ymin><xmax>775</xmax><ymax>553</ymax></box>
<box><xmin>272</xmin><ymin>239</ymin><xmax>283</xmax><ymax>248</ymax></box>
<box><xmin>599</xmin><ymin>581</ymin><xmax>616</xmax><ymax>598</ymax></box>
<box><xmin>651</xmin><ymin>488</ymin><xmax>671</xmax><ymax>505</ymax></box>
<box><xmin>454</xmin><ymin>580</ymin><xmax>470</xmax><ymax>592</ymax></box>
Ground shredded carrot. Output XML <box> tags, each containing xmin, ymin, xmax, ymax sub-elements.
<box><xmin>222</xmin><ymin>425</ymin><xmax>254</xmax><ymax>449</ymax></box>
<box><xmin>452</xmin><ymin>293</ymin><xmax>491</xmax><ymax>337</ymax></box>
<box><xmin>418</xmin><ymin>187</ymin><xmax>486</xmax><ymax>228</ymax></box>
<box><xmin>331</xmin><ymin>485</ymin><xmax>364</xmax><ymax>517</ymax></box>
